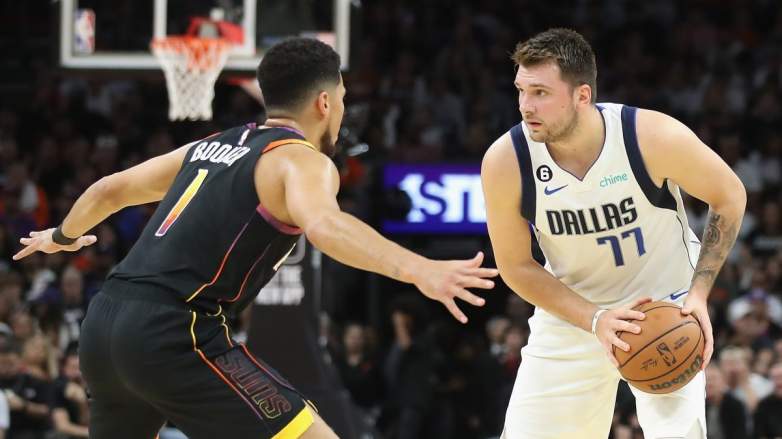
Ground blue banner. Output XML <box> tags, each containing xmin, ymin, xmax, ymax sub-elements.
<box><xmin>383</xmin><ymin>164</ymin><xmax>487</xmax><ymax>234</ymax></box>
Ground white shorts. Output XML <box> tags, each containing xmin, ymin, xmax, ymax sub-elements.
<box><xmin>502</xmin><ymin>294</ymin><xmax>706</xmax><ymax>439</ymax></box>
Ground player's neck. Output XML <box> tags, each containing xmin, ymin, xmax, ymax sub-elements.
<box><xmin>264</xmin><ymin>117</ymin><xmax>321</xmax><ymax>151</ymax></box>
<box><xmin>264</xmin><ymin>117</ymin><xmax>305</xmax><ymax>135</ymax></box>
<box><xmin>546</xmin><ymin>106</ymin><xmax>605</xmax><ymax>165</ymax></box>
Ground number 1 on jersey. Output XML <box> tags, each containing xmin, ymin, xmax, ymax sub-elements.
<box><xmin>155</xmin><ymin>169</ymin><xmax>208</xmax><ymax>237</ymax></box>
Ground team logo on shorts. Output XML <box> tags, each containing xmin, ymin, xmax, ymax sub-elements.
<box><xmin>213</xmin><ymin>348</ymin><xmax>293</xmax><ymax>419</ymax></box>
<box><xmin>656</xmin><ymin>342</ymin><xmax>677</xmax><ymax>367</ymax></box>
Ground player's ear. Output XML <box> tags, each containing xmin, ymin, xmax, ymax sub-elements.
<box><xmin>316</xmin><ymin>91</ymin><xmax>330</xmax><ymax>118</ymax></box>
<box><xmin>573</xmin><ymin>84</ymin><xmax>592</xmax><ymax>105</ymax></box>
<box><xmin>576</xmin><ymin>83</ymin><xmax>592</xmax><ymax>106</ymax></box>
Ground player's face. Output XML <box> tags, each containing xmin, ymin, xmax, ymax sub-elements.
<box><xmin>515</xmin><ymin>62</ymin><xmax>579</xmax><ymax>144</ymax></box>
<box><xmin>320</xmin><ymin>76</ymin><xmax>346</xmax><ymax>158</ymax></box>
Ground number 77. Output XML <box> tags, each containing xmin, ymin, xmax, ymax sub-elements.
<box><xmin>596</xmin><ymin>226</ymin><xmax>646</xmax><ymax>266</ymax></box>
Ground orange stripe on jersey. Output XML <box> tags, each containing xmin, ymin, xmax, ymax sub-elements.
<box><xmin>185</xmin><ymin>220</ymin><xmax>250</xmax><ymax>303</ymax></box>
<box><xmin>263</xmin><ymin>139</ymin><xmax>317</xmax><ymax>153</ymax></box>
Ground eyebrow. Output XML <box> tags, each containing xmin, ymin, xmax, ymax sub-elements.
<box><xmin>514</xmin><ymin>82</ymin><xmax>552</xmax><ymax>90</ymax></box>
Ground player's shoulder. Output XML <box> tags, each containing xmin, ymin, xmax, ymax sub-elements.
<box><xmin>631</xmin><ymin>107</ymin><xmax>697</xmax><ymax>150</ymax></box>
<box><xmin>597</xmin><ymin>102</ymin><xmax>680</xmax><ymax>126</ymax></box>
<box><xmin>482</xmin><ymin>130</ymin><xmax>522</xmax><ymax>185</ymax></box>
<box><xmin>254</xmin><ymin>131</ymin><xmax>332</xmax><ymax>172</ymax></box>
<box><xmin>482</xmin><ymin>131</ymin><xmax>514</xmax><ymax>168</ymax></box>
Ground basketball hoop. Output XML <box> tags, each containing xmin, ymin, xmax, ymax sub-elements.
<box><xmin>151</xmin><ymin>36</ymin><xmax>232</xmax><ymax>121</ymax></box>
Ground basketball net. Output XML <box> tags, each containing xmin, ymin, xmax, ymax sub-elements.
<box><xmin>151</xmin><ymin>35</ymin><xmax>231</xmax><ymax>121</ymax></box>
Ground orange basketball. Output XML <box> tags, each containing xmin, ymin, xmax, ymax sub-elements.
<box><xmin>613</xmin><ymin>301</ymin><xmax>704</xmax><ymax>394</ymax></box>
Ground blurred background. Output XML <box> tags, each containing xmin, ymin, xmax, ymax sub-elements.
<box><xmin>1</xmin><ymin>0</ymin><xmax>781</xmax><ymax>438</ymax></box>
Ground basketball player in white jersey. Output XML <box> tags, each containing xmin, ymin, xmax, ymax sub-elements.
<box><xmin>481</xmin><ymin>28</ymin><xmax>746</xmax><ymax>438</ymax></box>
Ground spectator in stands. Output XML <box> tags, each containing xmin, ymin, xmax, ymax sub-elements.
<box><xmin>485</xmin><ymin>316</ymin><xmax>510</xmax><ymax>358</ymax></box>
<box><xmin>9</xmin><ymin>310</ymin><xmax>34</xmax><ymax>345</ymax></box>
<box><xmin>499</xmin><ymin>325</ymin><xmax>525</xmax><ymax>381</ymax></box>
<box><xmin>335</xmin><ymin>322</ymin><xmax>383</xmax><ymax>412</ymax></box>
<box><xmin>0</xmin><ymin>224</ymin><xmax>15</xmax><ymax>274</ymax></box>
<box><xmin>2</xmin><ymin>1</ymin><xmax>782</xmax><ymax>437</ymax></box>
<box><xmin>37</xmin><ymin>266</ymin><xmax>89</xmax><ymax>352</ymax></box>
<box><xmin>0</xmin><ymin>273</ymin><xmax>22</xmax><ymax>326</ymax></box>
<box><xmin>381</xmin><ymin>297</ymin><xmax>438</xmax><ymax>439</ymax></box>
<box><xmin>705</xmin><ymin>364</ymin><xmax>748</xmax><ymax>439</ymax></box>
<box><xmin>720</xmin><ymin>346</ymin><xmax>773</xmax><ymax>414</ymax></box>
<box><xmin>48</xmin><ymin>344</ymin><xmax>88</xmax><ymax>439</ymax></box>
<box><xmin>20</xmin><ymin>336</ymin><xmax>55</xmax><ymax>381</ymax></box>
<box><xmin>2</xmin><ymin>163</ymin><xmax>48</xmax><ymax>230</ymax></box>
<box><xmin>0</xmin><ymin>390</ymin><xmax>8</xmax><ymax>439</ymax></box>
<box><xmin>728</xmin><ymin>272</ymin><xmax>782</xmax><ymax>348</ymax></box>
<box><xmin>748</xmin><ymin>201</ymin><xmax>782</xmax><ymax>258</ymax></box>
<box><xmin>754</xmin><ymin>361</ymin><xmax>782</xmax><ymax>438</ymax></box>
<box><xmin>0</xmin><ymin>341</ymin><xmax>51</xmax><ymax>439</ymax></box>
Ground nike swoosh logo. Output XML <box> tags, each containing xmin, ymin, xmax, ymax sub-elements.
<box><xmin>544</xmin><ymin>184</ymin><xmax>568</xmax><ymax>195</ymax></box>
<box><xmin>670</xmin><ymin>291</ymin><xmax>688</xmax><ymax>301</ymax></box>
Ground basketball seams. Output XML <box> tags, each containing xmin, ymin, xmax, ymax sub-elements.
<box><xmin>613</xmin><ymin>304</ymin><xmax>683</xmax><ymax>348</ymax></box>
<box><xmin>616</xmin><ymin>303</ymin><xmax>684</xmax><ymax>336</ymax></box>
<box><xmin>622</xmin><ymin>323</ymin><xmax>703</xmax><ymax>382</ymax></box>
<box><xmin>614</xmin><ymin>303</ymin><xmax>694</xmax><ymax>344</ymax></box>
<box><xmin>626</xmin><ymin>328</ymin><xmax>703</xmax><ymax>383</ymax></box>
<box><xmin>614</xmin><ymin>314</ymin><xmax>703</xmax><ymax>369</ymax></box>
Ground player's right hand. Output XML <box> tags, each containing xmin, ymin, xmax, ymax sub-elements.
<box><xmin>595</xmin><ymin>296</ymin><xmax>651</xmax><ymax>368</ymax></box>
<box><xmin>12</xmin><ymin>228</ymin><xmax>97</xmax><ymax>261</ymax></box>
<box><xmin>412</xmin><ymin>251</ymin><xmax>499</xmax><ymax>324</ymax></box>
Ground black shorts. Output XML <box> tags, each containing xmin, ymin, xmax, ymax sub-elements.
<box><xmin>79</xmin><ymin>279</ymin><xmax>314</xmax><ymax>439</ymax></box>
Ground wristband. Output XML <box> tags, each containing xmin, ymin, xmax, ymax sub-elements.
<box><xmin>52</xmin><ymin>225</ymin><xmax>78</xmax><ymax>246</ymax></box>
<box><xmin>591</xmin><ymin>309</ymin><xmax>607</xmax><ymax>335</ymax></box>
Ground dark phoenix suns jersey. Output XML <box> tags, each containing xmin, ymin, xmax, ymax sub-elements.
<box><xmin>109</xmin><ymin>124</ymin><xmax>315</xmax><ymax>314</ymax></box>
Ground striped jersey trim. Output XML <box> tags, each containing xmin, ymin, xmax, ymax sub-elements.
<box><xmin>271</xmin><ymin>407</ymin><xmax>314</xmax><ymax>439</ymax></box>
<box><xmin>263</xmin><ymin>139</ymin><xmax>317</xmax><ymax>153</ymax></box>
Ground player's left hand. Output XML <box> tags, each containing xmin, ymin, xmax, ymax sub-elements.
<box><xmin>681</xmin><ymin>292</ymin><xmax>713</xmax><ymax>371</ymax></box>
<box><xmin>413</xmin><ymin>251</ymin><xmax>498</xmax><ymax>324</ymax></box>
<box><xmin>12</xmin><ymin>229</ymin><xmax>97</xmax><ymax>261</ymax></box>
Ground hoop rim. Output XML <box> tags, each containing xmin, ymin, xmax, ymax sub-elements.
<box><xmin>150</xmin><ymin>35</ymin><xmax>231</xmax><ymax>52</ymax></box>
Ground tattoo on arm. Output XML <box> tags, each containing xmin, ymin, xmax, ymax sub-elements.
<box><xmin>692</xmin><ymin>211</ymin><xmax>740</xmax><ymax>291</ymax></box>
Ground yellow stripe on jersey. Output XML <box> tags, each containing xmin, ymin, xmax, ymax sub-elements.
<box><xmin>155</xmin><ymin>169</ymin><xmax>208</xmax><ymax>237</ymax></box>
<box><xmin>271</xmin><ymin>407</ymin><xmax>314</xmax><ymax>439</ymax></box>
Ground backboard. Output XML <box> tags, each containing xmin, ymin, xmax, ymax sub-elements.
<box><xmin>59</xmin><ymin>0</ymin><xmax>351</xmax><ymax>72</ymax></box>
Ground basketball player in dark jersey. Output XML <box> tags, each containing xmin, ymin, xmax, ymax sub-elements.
<box><xmin>12</xmin><ymin>38</ymin><xmax>498</xmax><ymax>439</ymax></box>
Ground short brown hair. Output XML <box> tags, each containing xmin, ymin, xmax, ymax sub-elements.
<box><xmin>512</xmin><ymin>28</ymin><xmax>597</xmax><ymax>103</ymax></box>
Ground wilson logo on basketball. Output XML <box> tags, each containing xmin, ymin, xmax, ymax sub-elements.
<box><xmin>648</xmin><ymin>355</ymin><xmax>703</xmax><ymax>392</ymax></box>
<box><xmin>606</xmin><ymin>302</ymin><xmax>705</xmax><ymax>394</ymax></box>
<box><xmin>656</xmin><ymin>342</ymin><xmax>677</xmax><ymax>367</ymax></box>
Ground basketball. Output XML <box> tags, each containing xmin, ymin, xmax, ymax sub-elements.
<box><xmin>614</xmin><ymin>301</ymin><xmax>705</xmax><ymax>394</ymax></box>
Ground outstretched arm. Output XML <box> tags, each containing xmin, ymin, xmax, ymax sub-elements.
<box><xmin>637</xmin><ymin>109</ymin><xmax>747</xmax><ymax>369</ymax></box>
<box><xmin>12</xmin><ymin>143</ymin><xmax>191</xmax><ymax>260</ymax></box>
<box><xmin>276</xmin><ymin>146</ymin><xmax>497</xmax><ymax>323</ymax></box>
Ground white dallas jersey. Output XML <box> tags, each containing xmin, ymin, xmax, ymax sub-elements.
<box><xmin>510</xmin><ymin>103</ymin><xmax>700</xmax><ymax>308</ymax></box>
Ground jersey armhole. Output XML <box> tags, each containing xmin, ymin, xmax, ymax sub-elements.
<box><xmin>620</xmin><ymin>106</ymin><xmax>677</xmax><ymax>211</ymax></box>
<box><xmin>509</xmin><ymin>124</ymin><xmax>537</xmax><ymax>225</ymax></box>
